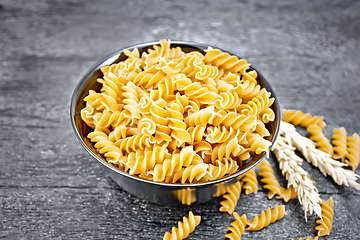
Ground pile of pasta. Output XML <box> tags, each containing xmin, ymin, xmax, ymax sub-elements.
<box><xmin>81</xmin><ymin>39</ymin><xmax>275</xmax><ymax>183</ymax></box>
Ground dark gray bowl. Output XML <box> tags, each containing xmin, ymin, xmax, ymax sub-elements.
<box><xmin>70</xmin><ymin>41</ymin><xmax>281</xmax><ymax>205</ymax></box>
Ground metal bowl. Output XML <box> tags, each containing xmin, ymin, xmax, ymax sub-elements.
<box><xmin>70</xmin><ymin>41</ymin><xmax>281</xmax><ymax>205</ymax></box>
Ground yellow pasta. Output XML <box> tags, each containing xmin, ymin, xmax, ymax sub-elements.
<box><xmin>163</xmin><ymin>211</ymin><xmax>201</xmax><ymax>240</ymax></box>
<box><xmin>81</xmin><ymin>39</ymin><xmax>276</xmax><ymax>184</ymax></box>
<box><xmin>257</xmin><ymin>160</ymin><xmax>282</xmax><ymax>199</ymax></box>
<box><xmin>332</xmin><ymin>127</ymin><xmax>348</xmax><ymax>162</ymax></box>
<box><xmin>257</xmin><ymin>160</ymin><xmax>296</xmax><ymax>202</ymax></box>
<box><xmin>240</xmin><ymin>168</ymin><xmax>258</xmax><ymax>195</ymax></box>
<box><xmin>207</xmin><ymin>159</ymin><xmax>239</xmax><ymax>181</ymax></box>
<box><xmin>345</xmin><ymin>133</ymin><xmax>360</xmax><ymax>171</ymax></box>
<box><xmin>225</xmin><ymin>212</ymin><xmax>247</xmax><ymax>240</ymax></box>
<box><xmin>220</xmin><ymin>181</ymin><xmax>242</xmax><ymax>214</ymax></box>
<box><xmin>306</xmin><ymin>124</ymin><xmax>333</xmax><ymax>155</ymax></box>
<box><xmin>282</xmin><ymin>110</ymin><xmax>326</xmax><ymax>129</ymax></box>
<box><xmin>315</xmin><ymin>197</ymin><xmax>334</xmax><ymax>237</ymax></box>
<box><xmin>277</xmin><ymin>186</ymin><xmax>297</xmax><ymax>203</ymax></box>
<box><xmin>247</xmin><ymin>204</ymin><xmax>286</xmax><ymax>231</ymax></box>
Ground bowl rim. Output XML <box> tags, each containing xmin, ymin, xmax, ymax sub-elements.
<box><xmin>70</xmin><ymin>40</ymin><xmax>281</xmax><ymax>189</ymax></box>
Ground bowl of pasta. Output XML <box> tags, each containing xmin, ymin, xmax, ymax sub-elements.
<box><xmin>70</xmin><ymin>39</ymin><xmax>281</xmax><ymax>205</ymax></box>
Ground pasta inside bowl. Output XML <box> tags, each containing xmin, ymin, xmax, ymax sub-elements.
<box><xmin>70</xmin><ymin>40</ymin><xmax>280</xmax><ymax>204</ymax></box>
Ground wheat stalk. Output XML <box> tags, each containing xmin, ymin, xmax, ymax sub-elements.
<box><xmin>272</xmin><ymin>133</ymin><xmax>322</xmax><ymax>220</ymax></box>
<box><xmin>280</xmin><ymin>121</ymin><xmax>360</xmax><ymax>190</ymax></box>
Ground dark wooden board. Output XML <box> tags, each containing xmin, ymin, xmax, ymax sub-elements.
<box><xmin>1</xmin><ymin>0</ymin><xmax>360</xmax><ymax>239</ymax></box>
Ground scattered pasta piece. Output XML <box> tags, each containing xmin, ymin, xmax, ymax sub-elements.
<box><xmin>163</xmin><ymin>211</ymin><xmax>201</xmax><ymax>240</ymax></box>
<box><xmin>277</xmin><ymin>186</ymin><xmax>297</xmax><ymax>203</ymax></box>
<box><xmin>332</xmin><ymin>127</ymin><xmax>348</xmax><ymax>162</ymax></box>
<box><xmin>225</xmin><ymin>212</ymin><xmax>247</xmax><ymax>240</ymax></box>
<box><xmin>307</xmin><ymin>124</ymin><xmax>333</xmax><ymax>155</ymax></box>
<box><xmin>257</xmin><ymin>159</ymin><xmax>282</xmax><ymax>199</ymax></box>
<box><xmin>291</xmin><ymin>237</ymin><xmax>318</xmax><ymax>240</ymax></box>
<box><xmin>220</xmin><ymin>181</ymin><xmax>242</xmax><ymax>214</ymax></box>
<box><xmin>240</xmin><ymin>168</ymin><xmax>258</xmax><ymax>195</ymax></box>
<box><xmin>257</xmin><ymin>159</ymin><xmax>295</xmax><ymax>202</ymax></box>
<box><xmin>282</xmin><ymin>110</ymin><xmax>326</xmax><ymax>129</ymax></box>
<box><xmin>315</xmin><ymin>198</ymin><xmax>334</xmax><ymax>237</ymax></box>
<box><xmin>345</xmin><ymin>133</ymin><xmax>360</xmax><ymax>171</ymax></box>
<box><xmin>246</xmin><ymin>204</ymin><xmax>286</xmax><ymax>231</ymax></box>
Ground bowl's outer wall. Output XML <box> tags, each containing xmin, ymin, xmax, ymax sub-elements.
<box><xmin>70</xmin><ymin>41</ymin><xmax>281</xmax><ymax>205</ymax></box>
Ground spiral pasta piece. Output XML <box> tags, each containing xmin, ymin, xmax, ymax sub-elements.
<box><xmin>204</xmin><ymin>47</ymin><xmax>250</xmax><ymax>73</ymax></box>
<box><xmin>291</xmin><ymin>237</ymin><xmax>318</xmax><ymax>240</ymax></box>
<box><xmin>163</xmin><ymin>162</ymin><xmax>209</xmax><ymax>184</ymax></box>
<box><xmin>306</xmin><ymin>124</ymin><xmax>333</xmax><ymax>155</ymax></box>
<box><xmin>220</xmin><ymin>181</ymin><xmax>242</xmax><ymax>214</ymax></box>
<box><xmin>345</xmin><ymin>133</ymin><xmax>360</xmax><ymax>171</ymax></box>
<box><xmin>207</xmin><ymin>159</ymin><xmax>239</xmax><ymax>181</ymax></box>
<box><xmin>315</xmin><ymin>197</ymin><xmax>334</xmax><ymax>237</ymax></box>
<box><xmin>163</xmin><ymin>211</ymin><xmax>201</xmax><ymax>240</ymax></box>
<box><xmin>173</xmin><ymin>73</ymin><xmax>220</xmax><ymax>104</ymax></box>
<box><xmin>88</xmin><ymin>131</ymin><xmax>123</xmax><ymax>167</ymax></box>
<box><xmin>225</xmin><ymin>212</ymin><xmax>247</xmax><ymax>240</ymax></box>
<box><xmin>132</xmin><ymin>68</ymin><xmax>168</xmax><ymax>89</ymax></box>
<box><xmin>332</xmin><ymin>127</ymin><xmax>348</xmax><ymax>162</ymax></box>
<box><xmin>149</xmin><ymin>98</ymin><xmax>172</xmax><ymax>143</ymax></box>
<box><xmin>194</xmin><ymin>64</ymin><xmax>223</xmax><ymax>80</ymax></box>
<box><xmin>211</xmin><ymin>134</ymin><xmax>245</xmax><ymax>163</ymax></box>
<box><xmin>215</xmin><ymin>90</ymin><xmax>243</xmax><ymax>110</ymax></box>
<box><xmin>115</xmin><ymin>134</ymin><xmax>155</xmax><ymax>153</ymax></box>
<box><xmin>277</xmin><ymin>186</ymin><xmax>297</xmax><ymax>203</ymax></box>
<box><xmin>245</xmin><ymin>132</ymin><xmax>272</xmax><ymax>155</ymax></box>
<box><xmin>153</xmin><ymin>146</ymin><xmax>202</xmax><ymax>182</ymax></box>
<box><xmin>233</xmin><ymin>79</ymin><xmax>262</xmax><ymax>101</ymax></box>
<box><xmin>237</xmin><ymin>89</ymin><xmax>274</xmax><ymax>119</ymax></box>
<box><xmin>205</xmin><ymin>126</ymin><xmax>239</xmax><ymax>144</ymax></box>
<box><xmin>246</xmin><ymin>204</ymin><xmax>286</xmax><ymax>231</ymax></box>
<box><xmin>83</xmin><ymin>90</ymin><xmax>106</xmax><ymax>111</ymax></box>
<box><xmin>166</xmin><ymin>100</ymin><xmax>191</xmax><ymax>145</ymax></box>
<box><xmin>212</xmin><ymin>110</ymin><xmax>257</xmax><ymax>132</ymax></box>
<box><xmin>121</xmin><ymin>81</ymin><xmax>143</xmax><ymax>122</ymax></box>
<box><xmin>240</xmin><ymin>168</ymin><xmax>258</xmax><ymax>195</ymax></box>
<box><xmin>282</xmin><ymin>110</ymin><xmax>326</xmax><ymax>129</ymax></box>
<box><xmin>257</xmin><ymin>160</ymin><xmax>281</xmax><ymax>199</ymax></box>
<box><xmin>185</xmin><ymin>105</ymin><xmax>219</xmax><ymax>127</ymax></box>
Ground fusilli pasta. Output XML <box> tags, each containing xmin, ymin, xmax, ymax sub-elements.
<box><xmin>315</xmin><ymin>198</ymin><xmax>334</xmax><ymax>237</ymax></box>
<box><xmin>306</xmin><ymin>124</ymin><xmax>333</xmax><ymax>155</ymax></box>
<box><xmin>332</xmin><ymin>127</ymin><xmax>348</xmax><ymax>162</ymax></box>
<box><xmin>225</xmin><ymin>212</ymin><xmax>247</xmax><ymax>240</ymax></box>
<box><xmin>345</xmin><ymin>133</ymin><xmax>360</xmax><ymax>171</ymax></box>
<box><xmin>282</xmin><ymin>110</ymin><xmax>326</xmax><ymax>129</ymax></box>
<box><xmin>163</xmin><ymin>211</ymin><xmax>201</xmax><ymax>240</ymax></box>
<box><xmin>257</xmin><ymin>159</ymin><xmax>282</xmax><ymax>199</ymax></box>
<box><xmin>247</xmin><ymin>204</ymin><xmax>286</xmax><ymax>231</ymax></box>
<box><xmin>220</xmin><ymin>181</ymin><xmax>242</xmax><ymax>214</ymax></box>
<box><xmin>240</xmin><ymin>168</ymin><xmax>258</xmax><ymax>195</ymax></box>
<box><xmin>257</xmin><ymin>160</ymin><xmax>296</xmax><ymax>202</ymax></box>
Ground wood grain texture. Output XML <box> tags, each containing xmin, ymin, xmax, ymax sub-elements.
<box><xmin>1</xmin><ymin>0</ymin><xmax>359</xmax><ymax>239</ymax></box>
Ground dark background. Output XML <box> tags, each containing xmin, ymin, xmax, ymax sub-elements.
<box><xmin>1</xmin><ymin>0</ymin><xmax>359</xmax><ymax>239</ymax></box>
